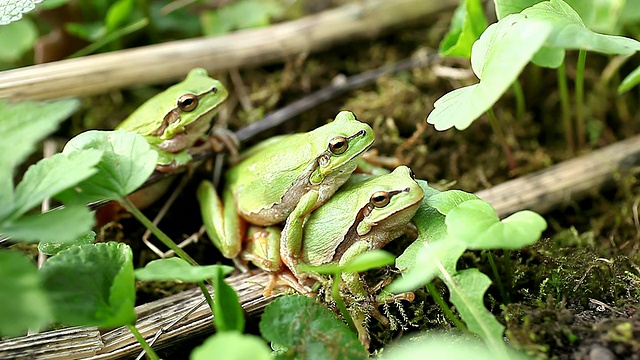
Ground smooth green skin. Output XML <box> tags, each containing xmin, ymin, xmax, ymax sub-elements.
<box><xmin>197</xmin><ymin>111</ymin><xmax>374</xmax><ymax>263</ymax></box>
<box><xmin>117</xmin><ymin>68</ymin><xmax>228</xmax><ymax>167</ymax></box>
<box><xmin>281</xmin><ymin>165</ymin><xmax>424</xmax><ymax>296</ymax></box>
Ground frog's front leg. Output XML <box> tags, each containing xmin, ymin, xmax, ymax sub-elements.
<box><xmin>337</xmin><ymin>241</ymin><xmax>373</xmax><ymax>298</ymax></box>
<box><xmin>280</xmin><ymin>189</ymin><xmax>320</xmax><ymax>278</ymax></box>
<box><xmin>153</xmin><ymin>146</ymin><xmax>194</xmax><ymax>173</ymax></box>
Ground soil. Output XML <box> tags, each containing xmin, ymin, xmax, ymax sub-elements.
<box><xmin>65</xmin><ymin>5</ymin><xmax>640</xmax><ymax>360</ymax></box>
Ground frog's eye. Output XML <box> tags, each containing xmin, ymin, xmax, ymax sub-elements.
<box><xmin>329</xmin><ymin>136</ymin><xmax>348</xmax><ymax>155</ymax></box>
<box><xmin>370</xmin><ymin>191</ymin><xmax>391</xmax><ymax>207</ymax></box>
<box><xmin>177</xmin><ymin>93</ymin><xmax>199</xmax><ymax>112</ymax></box>
<box><xmin>409</xmin><ymin>168</ymin><xmax>416</xmax><ymax>180</ymax></box>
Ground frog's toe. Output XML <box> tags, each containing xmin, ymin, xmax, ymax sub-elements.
<box><xmin>261</xmin><ymin>272</ymin><xmax>314</xmax><ymax>297</ymax></box>
<box><xmin>209</xmin><ymin>127</ymin><xmax>240</xmax><ymax>156</ymax></box>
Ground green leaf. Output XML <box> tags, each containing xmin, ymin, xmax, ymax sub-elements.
<box><xmin>69</xmin><ymin>18</ymin><xmax>148</xmax><ymax>58</ymax></box>
<box><xmin>0</xmin><ymin>250</ymin><xmax>51</xmax><ymax>336</ymax></box>
<box><xmin>40</xmin><ymin>242</ymin><xmax>136</xmax><ymax>327</ymax></box>
<box><xmin>212</xmin><ymin>267</ymin><xmax>245</xmax><ymax>333</ymax></box>
<box><xmin>577</xmin><ymin>0</ymin><xmax>623</xmax><ymax>34</ymax></box>
<box><xmin>493</xmin><ymin>0</ymin><xmax>541</xmax><ymax>19</ymax></box>
<box><xmin>383</xmin><ymin>333</ymin><xmax>532</xmax><ymax>360</ymax></box>
<box><xmin>501</xmin><ymin>0</ymin><xmax>638</xmax><ymax>35</ymax></box>
<box><xmin>396</xmin><ymin>180</ymin><xmax>447</xmax><ymax>271</ymax></box>
<box><xmin>191</xmin><ymin>332</ymin><xmax>271</xmax><ymax>360</ymax></box>
<box><xmin>0</xmin><ymin>0</ymin><xmax>44</xmax><ymax>25</ymax></box>
<box><xmin>439</xmin><ymin>0</ymin><xmax>488</xmax><ymax>58</ymax></box>
<box><xmin>531</xmin><ymin>46</ymin><xmax>565</xmax><ymax>68</ymax></box>
<box><xmin>619</xmin><ymin>65</ymin><xmax>640</xmax><ymax>94</ymax></box>
<box><xmin>60</xmin><ymin>130</ymin><xmax>157</xmax><ymax>204</ymax></box>
<box><xmin>260</xmin><ymin>295</ymin><xmax>367</xmax><ymax>360</ymax></box>
<box><xmin>135</xmin><ymin>258</ymin><xmax>233</xmax><ymax>282</ymax></box>
<box><xmin>446</xmin><ymin>200</ymin><xmax>547</xmax><ymax>249</ymax></box>
<box><xmin>135</xmin><ymin>258</ymin><xmax>234</xmax><ymax>282</ymax></box>
<box><xmin>200</xmin><ymin>0</ymin><xmax>284</xmax><ymax>36</ymax></box>
<box><xmin>11</xmin><ymin>150</ymin><xmax>102</xmax><ymax>219</ymax></box>
<box><xmin>301</xmin><ymin>250</ymin><xmax>395</xmax><ymax>275</ymax></box>
<box><xmin>0</xmin><ymin>205</ymin><xmax>94</xmax><ymax>244</ymax></box>
<box><xmin>523</xmin><ymin>0</ymin><xmax>640</xmax><ymax>55</ymax></box>
<box><xmin>0</xmin><ymin>16</ymin><xmax>37</xmax><ymax>61</ymax></box>
<box><xmin>340</xmin><ymin>249</ymin><xmax>395</xmax><ymax>273</ymax></box>
<box><xmin>39</xmin><ymin>231</ymin><xmax>96</xmax><ymax>256</ymax></box>
<box><xmin>0</xmin><ymin>98</ymin><xmax>80</xmax><ymax>172</ymax></box>
<box><xmin>445</xmin><ymin>269</ymin><xmax>508</xmax><ymax>355</ymax></box>
<box><xmin>65</xmin><ymin>22</ymin><xmax>105</xmax><ymax>42</ymax></box>
<box><xmin>427</xmin><ymin>14</ymin><xmax>552</xmax><ymax>130</ymax></box>
<box><xmin>426</xmin><ymin>190</ymin><xmax>479</xmax><ymax>215</ymax></box>
<box><xmin>388</xmin><ymin>240</ymin><xmax>466</xmax><ymax>294</ymax></box>
<box><xmin>105</xmin><ymin>0</ymin><xmax>134</xmax><ymax>33</ymax></box>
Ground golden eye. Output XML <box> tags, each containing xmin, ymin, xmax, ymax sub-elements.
<box><xmin>329</xmin><ymin>136</ymin><xmax>348</xmax><ymax>154</ymax></box>
<box><xmin>177</xmin><ymin>93</ymin><xmax>198</xmax><ymax>112</ymax></box>
<box><xmin>370</xmin><ymin>191</ymin><xmax>391</xmax><ymax>207</ymax></box>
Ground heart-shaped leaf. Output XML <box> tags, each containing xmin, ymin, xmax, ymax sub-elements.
<box><xmin>446</xmin><ymin>200</ymin><xmax>547</xmax><ymax>249</ymax></box>
<box><xmin>60</xmin><ymin>130</ymin><xmax>157</xmax><ymax>204</ymax></box>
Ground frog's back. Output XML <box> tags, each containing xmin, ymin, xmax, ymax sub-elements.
<box><xmin>229</xmin><ymin>133</ymin><xmax>315</xmax><ymax>213</ymax></box>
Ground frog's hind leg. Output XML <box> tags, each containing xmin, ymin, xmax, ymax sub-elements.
<box><xmin>241</xmin><ymin>225</ymin><xmax>282</xmax><ymax>272</ymax></box>
<box><xmin>240</xmin><ymin>226</ymin><xmax>314</xmax><ymax>296</ymax></box>
<box><xmin>264</xmin><ymin>272</ymin><xmax>314</xmax><ymax>297</ymax></box>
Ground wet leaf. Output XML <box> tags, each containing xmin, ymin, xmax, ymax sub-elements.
<box><xmin>38</xmin><ymin>231</ymin><xmax>96</xmax><ymax>256</ymax></box>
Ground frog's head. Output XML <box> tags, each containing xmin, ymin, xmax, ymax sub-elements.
<box><xmin>309</xmin><ymin>111</ymin><xmax>374</xmax><ymax>185</ymax></box>
<box><xmin>354</xmin><ymin>165</ymin><xmax>424</xmax><ymax>236</ymax></box>
<box><xmin>159</xmin><ymin>68</ymin><xmax>229</xmax><ymax>140</ymax></box>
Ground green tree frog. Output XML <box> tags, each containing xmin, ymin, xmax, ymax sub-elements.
<box><xmin>279</xmin><ymin>165</ymin><xmax>424</xmax><ymax>296</ymax></box>
<box><xmin>117</xmin><ymin>68</ymin><xmax>229</xmax><ymax>171</ymax></box>
<box><xmin>197</xmin><ymin>111</ymin><xmax>374</xmax><ymax>275</ymax></box>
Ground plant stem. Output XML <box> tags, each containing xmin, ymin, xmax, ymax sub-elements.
<box><xmin>121</xmin><ymin>197</ymin><xmax>197</xmax><ymax>266</ymax></box>
<box><xmin>503</xmin><ymin>250</ymin><xmax>512</xmax><ymax>298</ymax></box>
<box><xmin>575</xmin><ymin>49</ymin><xmax>587</xmax><ymax>149</ymax></box>
<box><xmin>557</xmin><ymin>61</ymin><xmax>574</xmax><ymax>154</ymax></box>
<box><xmin>197</xmin><ymin>281</ymin><xmax>217</xmax><ymax>319</ymax></box>
<box><xmin>70</xmin><ymin>19</ymin><xmax>149</xmax><ymax>58</ymax></box>
<box><xmin>426</xmin><ymin>282</ymin><xmax>468</xmax><ymax>333</ymax></box>
<box><xmin>486</xmin><ymin>251</ymin><xmax>509</xmax><ymax>303</ymax></box>
<box><xmin>511</xmin><ymin>81</ymin><xmax>526</xmax><ymax>122</ymax></box>
<box><xmin>486</xmin><ymin>108</ymin><xmax>516</xmax><ymax>170</ymax></box>
<box><xmin>127</xmin><ymin>324</ymin><xmax>160</xmax><ymax>360</ymax></box>
<box><xmin>331</xmin><ymin>274</ymin><xmax>357</xmax><ymax>333</ymax></box>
